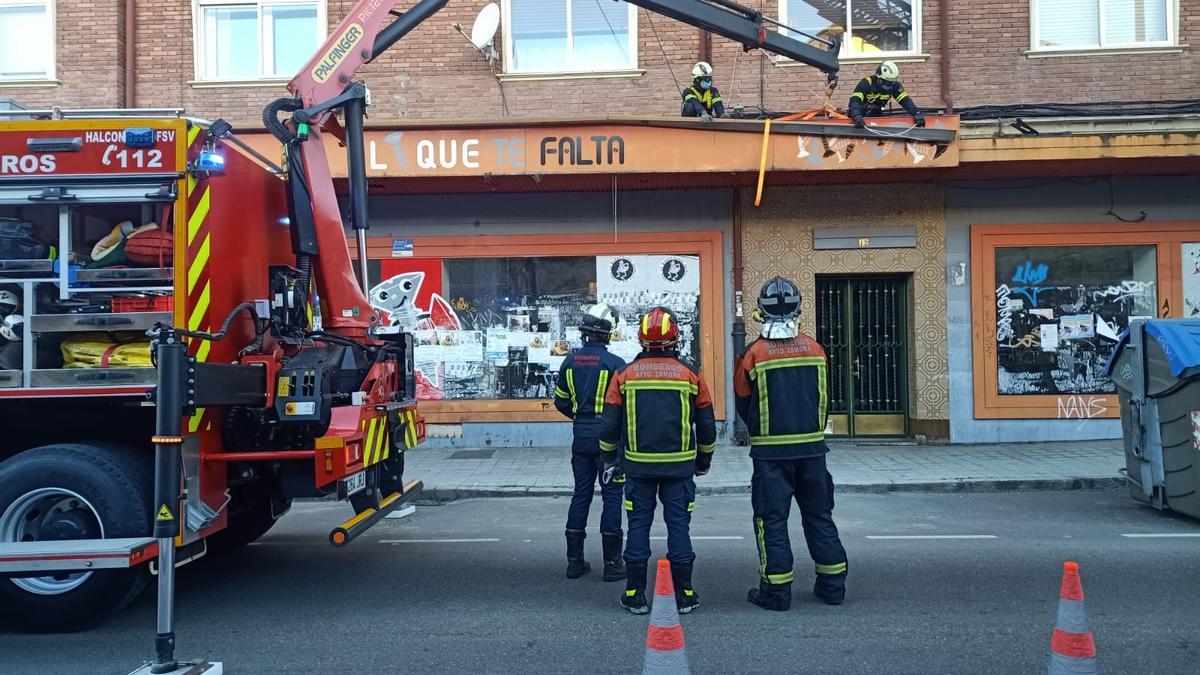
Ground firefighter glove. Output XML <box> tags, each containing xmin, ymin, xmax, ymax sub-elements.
<box><xmin>700</xmin><ymin>112</ymin><xmax>713</xmax><ymax>123</ymax></box>
<box><xmin>852</xmin><ymin>115</ymin><xmax>865</xmax><ymax>129</ymax></box>
<box><xmin>694</xmin><ymin>453</ymin><xmax>712</xmax><ymax>477</ymax></box>
<box><xmin>914</xmin><ymin>113</ymin><xmax>926</xmax><ymax>128</ymax></box>
<box><xmin>602</xmin><ymin>462</ymin><xmax>626</xmax><ymax>485</ymax></box>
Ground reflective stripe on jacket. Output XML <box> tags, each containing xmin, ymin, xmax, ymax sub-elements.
<box><xmin>598</xmin><ymin>352</ymin><xmax>717</xmax><ymax>478</ymax></box>
<box><xmin>554</xmin><ymin>342</ymin><xmax>626</xmax><ymax>455</ymax></box>
<box><xmin>734</xmin><ymin>333</ymin><xmax>829</xmax><ymax>460</ymax></box>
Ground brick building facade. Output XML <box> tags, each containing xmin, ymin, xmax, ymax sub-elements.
<box><xmin>3</xmin><ymin>0</ymin><xmax>1196</xmax><ymax>445</ymax></box>
<box><xmin>3</xmin><ymin>1</ymin><xmax>1197</xmax><ymax>126</ymax></box>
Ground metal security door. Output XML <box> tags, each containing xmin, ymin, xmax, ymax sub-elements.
<box><xmin>815</xmin><ymin>276</ymin><xmax>908</xmax><ymax>437</ymax></box>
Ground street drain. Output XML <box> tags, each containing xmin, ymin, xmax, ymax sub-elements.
<box><xmin>448</xmin><ymin>450</ymin><xmax>496</xmax><ymax>460</ymax></box>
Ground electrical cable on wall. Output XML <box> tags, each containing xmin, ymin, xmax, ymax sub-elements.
<box><xmin>1105</xmin><ymin>177</ymin><xmax>1147</xmax><ymax>223</ymax></box>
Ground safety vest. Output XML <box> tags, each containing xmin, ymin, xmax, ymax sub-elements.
<box><xmin>734</xmin><ymin>333</ymin><xmax>829</xmax><ymax>460</ymax></box>
<box><xmin>598</xmin><ymin>352</ymin><xmax>717</xmax><ymax>478</ymax></box>
<box><xmin>682</xmin><ymin>85</ymin><xmax>722</xmax><ymax>113</ymax></box>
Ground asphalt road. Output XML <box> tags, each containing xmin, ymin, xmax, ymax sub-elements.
<box><xmin>2</xmin><ymin>491</ymin><xmax>1199</xmax><ymax>674</ymax></box>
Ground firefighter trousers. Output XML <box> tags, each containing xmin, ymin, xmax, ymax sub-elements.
<box><xmin>623</xmin><ymin>476</ymin><xmax>696</xmax><ymax>564</ymax></box>
<box><xmin>751</xmin><ymin>455</ymin><xmax>847</xmax><ymax>588</ymax></box>
<box><xmin>565</xmin><ymin>454</ymin><xmax>623</xmax><ymax>536</ymax></box>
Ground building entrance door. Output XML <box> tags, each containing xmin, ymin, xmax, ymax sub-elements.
<box><xmin>815</xmin><ymin>276</ymin><xmax>909</xmax><ymax>437</ymax></box>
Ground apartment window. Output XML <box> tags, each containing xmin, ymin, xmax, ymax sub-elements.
<box><xmin>779</xmin><ymin>0</ymin><xmax>918</xmax><ymax>56</ymax></box>
<box><xmin>1033</xmin><ymin>0</ymin><xmax>1173</xmax><ymax>51</ymax></box>
<box><xmin>504</xmin><ymin>0</ymin><xmax>637</xmax><ymax>74</ymax></box>
<box><xmin>195</xmin><ymin>0</ymin><xmax>323</xmax><ymax>81</ymax></box>
<box><xmin>0</xmin><ymin>0</ymin><xmax>53</xmax><ymax>80</ymax></box>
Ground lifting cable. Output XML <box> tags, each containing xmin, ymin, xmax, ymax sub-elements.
<box><xmin>643</xmin><ymin>9</ymin><xmax>683</xmax><ymax>93</ymax></box>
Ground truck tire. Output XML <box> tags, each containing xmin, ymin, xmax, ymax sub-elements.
<box><xmin>0</xmin><ymin>443</ymin><xmax>153</xmax><ymax>633</ymax></box>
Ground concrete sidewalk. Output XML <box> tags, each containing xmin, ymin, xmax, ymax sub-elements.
<box><xmin>406</xmin><ymin>439</ymin><xmax>1127</xmax><ymax>503</ymax></box>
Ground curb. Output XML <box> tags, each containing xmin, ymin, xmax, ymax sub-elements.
<box><xmin>412</xmin><ymin>476</ymin><xmax>1125</xmax><ymax>504</ymax></box>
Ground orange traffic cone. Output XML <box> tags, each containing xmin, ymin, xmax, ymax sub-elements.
<box><xmin>1048</xmin><ymin>561</ymin><xmax>1099</xmax><ymax>674</ymax></box>
<box><xmin>643</xmin><ymin>559</ymin><xmax>689</xmax><ymax>674</ymax></box>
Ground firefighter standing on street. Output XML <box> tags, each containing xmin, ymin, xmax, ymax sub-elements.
<box><xmin>848</xmin><ymin>60</ymin><xmax>925</xmax><ymax>129</ymax></box>
<box><xmin>735</xmin><ymin>277</ymin><xmax>848</xmax><ymax>611</ymax></box>
<box><xmin>555</xmin><ymin>303</ymin><xmax>627</xmax><ymax>581</ymax></box>
<box><xmin>681</xmin><ymin>61</ymin><xmax>724</xmax><ymax>122</ymax></box>
<box><xmin>599</xmin><ymin>307</ymin><xmax>717</xmax><ymax>615</ymax></box>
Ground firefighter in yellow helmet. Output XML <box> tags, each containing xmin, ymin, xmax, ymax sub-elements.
<box><xmin>848</xmin><ymin>60</ymin><xmax>924</xmax><ymax>129</ymax></box>
<box><xmin>681</xmin><ymin>62</ymin><xmax>724</xmax><ymax>122</ymax></box>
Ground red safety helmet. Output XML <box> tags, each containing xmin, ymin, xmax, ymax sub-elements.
<box><xmin>638</xmin><ymin>306</ymin><xmax>679</xmax><ymax>351</ymax></box>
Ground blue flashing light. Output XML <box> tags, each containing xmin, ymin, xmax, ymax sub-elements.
<box><xmin>123</xmin><ymin>128</ymin><xmax>156</xmax><ymax>148</ymax></box>
<box><xmin>193</xmin><ymin>150</ymin><xmax>225</xmax><ymax>174</ymax></box>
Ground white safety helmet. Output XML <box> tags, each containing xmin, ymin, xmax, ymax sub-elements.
<box><xmin>691</xmin><ymin>61</ymin><xmax>714</xmax><ymax>79</ymax></box>
<box><xmin>580</xmin><ymin>303</ymin><xmax>618</xmax><ymax>342</ymax></box>
<box><xmin>876</xmin><ymin>60</ymin><xmax>900</xmax><ymax>81</ymax></box>
<box><xmin>0</xmin><ymin>313</ymin><xmax>23</xmax><ymax>342</ymax></box>
<box><xmin>0</xmin><ymin>289</ymin><xmax>17</xmax><ymax>316</ymax></box>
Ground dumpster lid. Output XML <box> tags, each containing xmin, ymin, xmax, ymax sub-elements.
<box><xmin>1145</xmin><ymin>320</ymin><xmax>1200</xmax><ymax>378</ymax></box>
<box><xmin>1104</xmin><ymin>329</ymin><xmax>1130</xmax><ymax>377</ymax></box>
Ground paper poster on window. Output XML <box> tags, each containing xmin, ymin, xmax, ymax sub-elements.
<box><xmin>1040</xmin><ymin>324</ymin><xmax>1059</xmax><ymax>352</ymax></box>
<box><xmin>1184</xmin><ymin>243</ymin><xmax>1200</xmax><ymax>318</ymax></box>
<box><xmin>596</xmin><ymin>254</ymin><xmax>702</xmax><ymax>367</ymax></box>
<box><xmin>1060</xmin><ymin>314</ymin><xmax>1094</xmax><ymax>340</ymax></box>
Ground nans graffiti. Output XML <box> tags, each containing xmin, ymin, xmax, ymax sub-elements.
<box><xmin>1056</xmin><ymin>395</ymin><xmax>1109</xmax><ymax>419</ymax></box>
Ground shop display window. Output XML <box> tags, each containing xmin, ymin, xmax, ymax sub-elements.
<box><xmin>993</xmin><ymin>244</ymin><xmax>1156</xmax><ymax>396</ymax></box>
<box><xmin>361</xmin><ymin>232</ymin><xmax>724</xmax><ymax>423</ymax></box>
<box><xmin>971</xmin><ymin>223</ymin><xmax>1194</xmax><ymax>420</ymax></box>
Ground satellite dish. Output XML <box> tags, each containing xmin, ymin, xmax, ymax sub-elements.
<box><xmin>470</xmin><ymin>3</ymin><xmax>500</xmax><ymax>49</ymax></box>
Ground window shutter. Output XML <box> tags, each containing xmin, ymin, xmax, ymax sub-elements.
<box><xmin>1102</xmin><ymin>0</ymin><xmax>1167</xmax><ymax>45</ymax></box>
<box><xmin>511</xmin><ymin>0</ymin><xmax>567</xmax><ymax>40</ymax></box>
<box><xmin>1037</xmin><ymin>0</ymin><xmax>1100</xmax><ymax>48</ymax></box>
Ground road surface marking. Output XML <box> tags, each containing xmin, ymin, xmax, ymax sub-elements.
<box><xmin>379</xmin><ymin>538</ymin><xmax>500</xmax><ymax>544</ymax></box>
<box><xmin>650</xmin><ymin>535</ymin><xmax>744</xmax><ymax>541</ymax></box>
<box><xmin>865</xmin><ymin>535</ymin><xmax>999</xmax><ymax>540</ymax></box>
<box><xmin>1120</xmin><ymin>533</ymin><xmax>1200</xmax><ymax>538</ymax></box>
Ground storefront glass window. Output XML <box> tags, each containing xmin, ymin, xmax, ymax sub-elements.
<box><xmin>368</xmin><ymin>253</ymin><xmax>702</xmax><ymax>400</ymax></box>
<box><xmin>1184</xmin><ymin>243</ymin><xmax>1200</xmax><ymax>318</ymax></box>
<box><xmin>993</xmin><ymin>245</ymin><xmax>1157</xmax><ymax>396</ymax></box>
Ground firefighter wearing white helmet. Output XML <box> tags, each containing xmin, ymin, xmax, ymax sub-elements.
<box><xmin>848</xmin><ymin>60</ymin><xmax>924</xmax><ymax>129</ymax></box>
<box><xmin>682</xmin><ymin>61</ymin><xmax>724</xmax><ymax>122</ymax></box>
<box><xmin>553</xmin><ymin>303</ymin><xmax>628</xmax><ymax>582</ymax></box>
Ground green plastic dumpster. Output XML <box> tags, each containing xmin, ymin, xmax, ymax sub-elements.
<box><xmin>1107</xmin><ymin>319</ymin><xmax>1200</xmax><ymax>518</ymax></box>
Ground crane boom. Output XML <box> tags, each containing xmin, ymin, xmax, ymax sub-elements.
<box><xmin>269</xmin><ymin>0</ymin><xmax>840</xmax><ymax>335</ymax></box>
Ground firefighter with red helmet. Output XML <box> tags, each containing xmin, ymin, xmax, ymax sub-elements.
<box><xmin>554</xmin><ymin>303</ymin><xmax>627</xmax><ymax>582</ymax></box>
<box><xmin>736</xmin><ymin>276</ymin><xmax>848</xmax><ymax>611</ymax></box>
<box><xmin>599</xmin><ymin>306</ymin><xmax>717</xmax><ymax>615</ymax></box>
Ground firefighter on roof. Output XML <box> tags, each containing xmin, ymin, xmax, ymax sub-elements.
<box><xmin>599</xmin><ymin>306</ymin><xmax>717</xmax><ymax>615</ymax></box>
<box><xmin>848</xmin><ymin>60</ymin><xmax>925</xmax><ymax>129</ymax></box>
<box><xmin>681</xmin><ymin>61</ymin><xmax>724</xmax><ymax>122</ymax></box>
<box><xmin>554</xmin><ymin>303</ymin><xmax>627</xmax><ymax>582</ymax></box>
<box><xmin>736</xmin><ymin>277</ymin><xmax>848</xmax><ymax>611</ymax></box>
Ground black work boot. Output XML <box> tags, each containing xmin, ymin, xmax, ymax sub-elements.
<box><xmin>747</xmin><ymin>581</ymin><xmax>792</xmax><ymax>611</ymax></box>
<box><xmin>601</xmin><ymin>533</ymin><xmax>626</xmax><ymax>582</ymax></box>
<box><xmin>670</xmin><ymin>561</ymin><xmax>700</xmax><ymax>614</ymax></box>
<box><xmin>565</xmin><ymin>530</ymin><xmax>591</xmax><ymax>579</ymax></box>
<box><xmin>621</xmin><ymin>559</ymin><xmax>649</xmax><ymax>614</ymax></box>
<box><xmin>814</xmin><ymin>572</ymin><xmax>847</xmax><ymax>605</ymax></box>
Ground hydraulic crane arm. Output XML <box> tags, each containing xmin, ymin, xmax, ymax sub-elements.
<box><xmin>268</xmin><ymin>0</ymin><xmax>838</xmax><ymax>336</ymax></box>
<box><xmin>622</xmin><ymin>0</ymin><xmax>839</xmax><ymax>74</ymax></box>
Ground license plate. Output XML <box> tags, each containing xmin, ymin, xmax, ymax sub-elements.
<box><xmin>341</xmin><ymin>470</ymin><xmax>367</xmax><ymax>497</ymax></box>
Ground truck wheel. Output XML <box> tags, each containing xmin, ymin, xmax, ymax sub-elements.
<box><xmin>0</xmin><ymin>444</ymin><xmax>152</xmax><ymax>633</ymax></box>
